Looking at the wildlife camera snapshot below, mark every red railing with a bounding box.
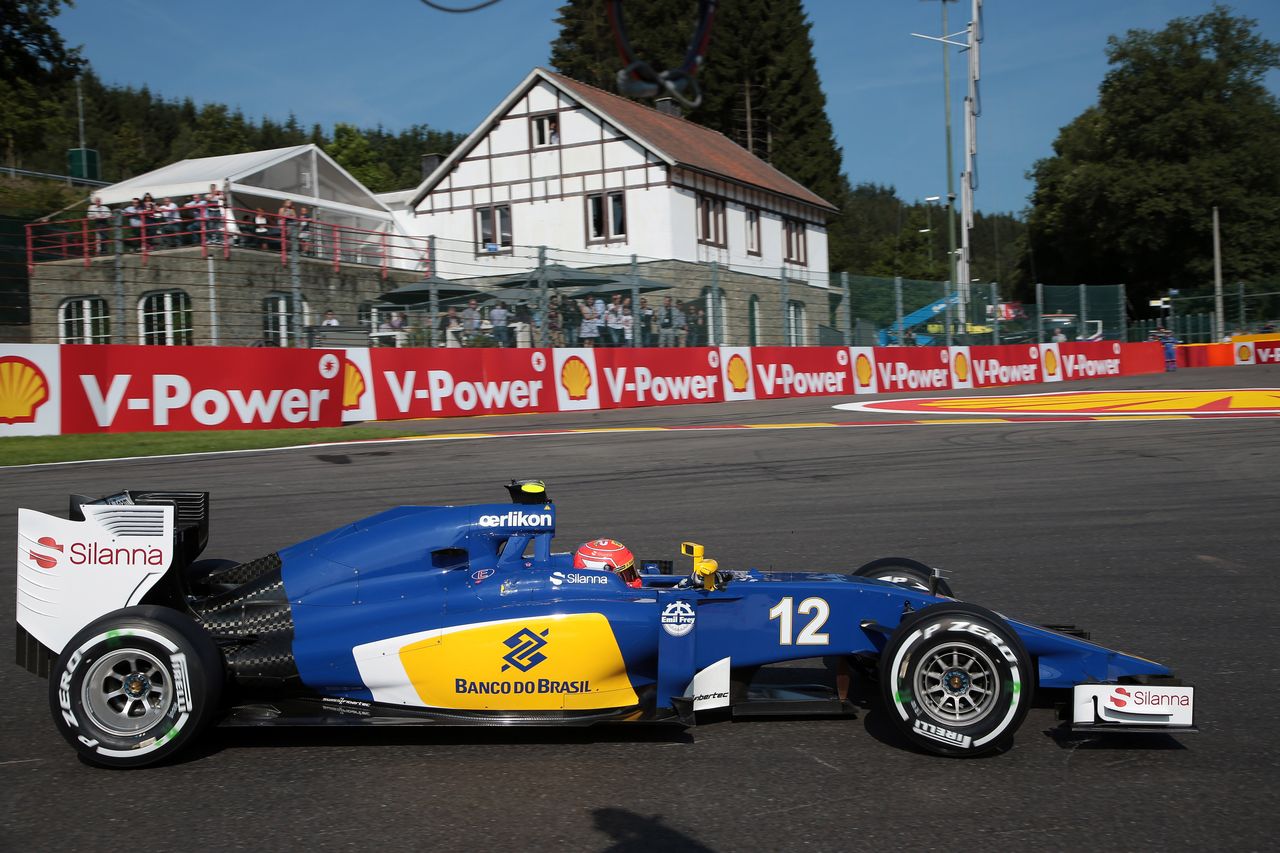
[25,205,430,278]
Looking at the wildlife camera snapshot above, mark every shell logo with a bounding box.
[342,360,366,410]
[0,356,50,425]
[726,354,750,392]
[560,355,592,400]
[855,353,873,386]
[952,351,969,382]
[1238,345,1251,362]
[1043,349,1059,377]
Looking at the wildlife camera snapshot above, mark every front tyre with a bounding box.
[854,557,954,598]
[879,603,1032,757]
[49,606,223,768]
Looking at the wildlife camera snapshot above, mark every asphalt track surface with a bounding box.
[3,365,1278,851]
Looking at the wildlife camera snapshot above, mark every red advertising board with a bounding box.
[966,345,1044,387]
[1253,340,1280,365]
[593,347,724,409]
[1057,341,1163,380]
[366,348,556,419]
[748,347,854,399]
[869,347,953,393]
[60,346,344,433]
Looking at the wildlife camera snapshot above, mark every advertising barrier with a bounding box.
[0,339,1241,438]
[59,346,345,433]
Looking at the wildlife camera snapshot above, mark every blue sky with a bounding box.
[54,1,1280,215]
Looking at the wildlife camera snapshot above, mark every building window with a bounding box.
[745,207,761,256]
[784,218,808,265]
[587,191,627,243]
[138,290,192,345]
[532,114,559,148]
[476,204,512,253]
[786,300,806,346]
[263,292,308,347]
[696,194,726,247]
[60,297,111,344]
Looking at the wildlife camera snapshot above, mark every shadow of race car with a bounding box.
[16,481,1195,767]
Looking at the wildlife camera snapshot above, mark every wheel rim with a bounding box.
[913,641,999,726]
[82,649,173,737]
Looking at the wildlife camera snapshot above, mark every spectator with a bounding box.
[322,310,340,327]
[592,295,607,338]
[461,299,481,342]
[604,294,625,347]
[547,295,565,347]
[252,208,275,250]
[142,193,164,248]
[86,196,110,255]
[298,206,314,255]
[183,194,208,245]
[123,197,144,251]
[902,328,917,347]
[578,300,599,348]
[638,297,654,347]
[688,306,707,347]
[621,307,634,346]
[489,301,511,347]
[159,197,180,246]
[203,192,224,245]
[560,297,581,347]
[657,296,684,347]
[438,307,463,346]
[1052,327,1067,343]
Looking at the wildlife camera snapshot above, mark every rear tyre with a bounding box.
[49,606,223,768]
[854,557,954,597]
[879,602,1032,757]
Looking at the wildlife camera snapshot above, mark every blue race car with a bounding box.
[16,481,1195,767]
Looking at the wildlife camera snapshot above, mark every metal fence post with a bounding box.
[113,210,127,343]
[840,271,851,345]
[991,282,1000,345]
[537,245,549,348]
[780,267,789,345]
[1035,282,1044,344]
[639,256,650,347]
[206,255,219,346]
[1238,281,1245,330]
[289,221,302,346]
[894,276,904,345]
[944,280,954,348]
[1079,283,1088,338]
[427,235,438,348]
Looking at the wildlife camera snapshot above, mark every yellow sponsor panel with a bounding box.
[399,613,638,711]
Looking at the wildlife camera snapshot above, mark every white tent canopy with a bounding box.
[94,145,393,228]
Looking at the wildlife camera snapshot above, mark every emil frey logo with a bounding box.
[660,600,696,637]
[501,627,549,673]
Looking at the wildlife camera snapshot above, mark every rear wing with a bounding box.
[15,490,209,675]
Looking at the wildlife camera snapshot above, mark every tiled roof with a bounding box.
[545,70,837,213]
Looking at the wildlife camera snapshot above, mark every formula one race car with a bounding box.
[15,481,1195,767]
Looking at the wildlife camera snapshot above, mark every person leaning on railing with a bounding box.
[86,196,110,255]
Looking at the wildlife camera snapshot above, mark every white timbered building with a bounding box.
[394,68,838,280]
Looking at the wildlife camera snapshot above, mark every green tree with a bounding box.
[325,123,395,192]
[0,0,82,168]
[552,0,849,249]
[1025,6,1280,310]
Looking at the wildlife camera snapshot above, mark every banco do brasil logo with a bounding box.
[501,627,549,672]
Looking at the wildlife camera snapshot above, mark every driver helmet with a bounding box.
[574,538,640,588]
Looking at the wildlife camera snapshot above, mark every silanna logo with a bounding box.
[0,356,50,425]
[1109,687,1131,708]
[501,627,549,673]
[29,536,63,569]
[27,536,163,569]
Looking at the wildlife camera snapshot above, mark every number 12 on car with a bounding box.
[768,596,830,645]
